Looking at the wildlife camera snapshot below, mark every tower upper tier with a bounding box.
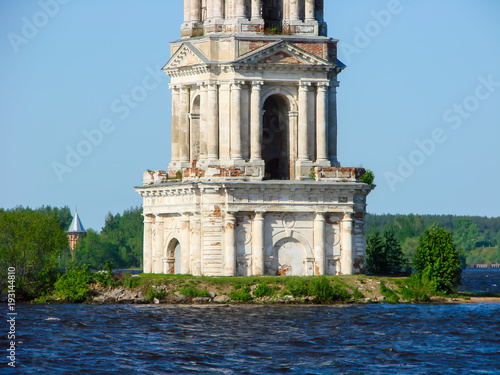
[181,0,326,38]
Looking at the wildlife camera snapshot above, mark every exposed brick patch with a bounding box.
[249,41,269,51]
[293,42,326,59]
[259,51,301,64]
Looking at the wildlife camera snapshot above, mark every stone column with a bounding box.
[289,0,300,21]
[179,86,190,163]
[219,83,231,162]
[206,0,214,20]
[224,212,237,276]
[154,216,164,274]
[231,82,243,162]
[252,212,265,276]
[143,215,153,273]
[181,213,191,274]
[207,83,219,160]
[298,83,310,161]
[328,83,339,164]
[235,0,246,19]
[288,111,298,180]
[305,0,315,20]
[184,0,191,24]
[251,0,262,20]
[316,82,329,163]
[341,213,353,275]
[199,83,208,160]
[171,85,180,163]
[214,0,224,19]
[191,217,202,276]
[250,81,263,161]
[314,212,326,275]
[190,0,201,22]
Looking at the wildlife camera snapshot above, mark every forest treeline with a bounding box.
[366,213,500,266]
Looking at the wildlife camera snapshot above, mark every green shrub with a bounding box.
[229,286,252,301]
[380,281,399,304]
[361,169,375,185]
[351,287,365,302]
[145,285,167,302]
[254,283,272,298]
[287,278,310,297]
[397,274,431,302]
[178,286,209,298]
[413,227,462,294]
[53,265,94,303]
[94,270,113,287]
[332,284,352,302]
[124,273,141,289]
[308,277,335,303]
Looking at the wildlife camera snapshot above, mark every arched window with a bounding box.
[262,95,289,180]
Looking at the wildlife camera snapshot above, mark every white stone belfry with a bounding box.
[135,0,374,276]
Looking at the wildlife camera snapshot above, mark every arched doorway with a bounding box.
[268,237,305,276]
[167,238,182,274]
[262,95,289,180]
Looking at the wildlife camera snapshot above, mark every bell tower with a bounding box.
[136,0,373,277]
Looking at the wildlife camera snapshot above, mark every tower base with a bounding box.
[136,172,373,276]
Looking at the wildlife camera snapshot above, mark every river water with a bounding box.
[5,269,500,374]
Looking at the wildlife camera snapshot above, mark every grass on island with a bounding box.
[35,268,500,304]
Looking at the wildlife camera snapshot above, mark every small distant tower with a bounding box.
[66,209,86,252]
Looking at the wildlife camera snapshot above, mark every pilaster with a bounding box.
[143,215,154,273]
[314,212,326,275]
[207,82,219,162]
[199,83,208,161]
[181,213,191,274]
[191,216,202,276]
[316,82,330,165]
[179,86,190,165]
[154,215,164,274]
[250,81,263,162]
[252,212,265,276]
[328,82,340,166]
[170,85,180,163]
[219,83,231,164]
[231,81,243,163]
[341,213,354,275]
[224,212,237,276]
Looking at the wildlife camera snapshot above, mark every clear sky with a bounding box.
[1,0,499,231]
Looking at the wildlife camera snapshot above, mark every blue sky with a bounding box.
[1,0,499,231]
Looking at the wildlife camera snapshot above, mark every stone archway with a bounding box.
[166,238,181,274]
[262,94,289,180]
[268,237,306,276]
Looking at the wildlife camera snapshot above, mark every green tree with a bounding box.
[402,236,420,264]
[366,232,404,274]
[366,233,385,274]
[413,227,461,294]
[0,208,68,299]
[384,231,405,270]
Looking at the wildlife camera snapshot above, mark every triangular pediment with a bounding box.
[235,41,330,66]
[163,42,209,71]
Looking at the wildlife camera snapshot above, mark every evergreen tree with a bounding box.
[366,233,386,274]
[413,227,461,294]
